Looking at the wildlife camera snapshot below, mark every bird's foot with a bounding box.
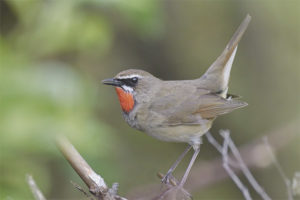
[161,171,175,185]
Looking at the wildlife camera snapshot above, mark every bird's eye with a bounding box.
[131,77,138,83]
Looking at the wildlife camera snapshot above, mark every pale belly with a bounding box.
[123,108,213,148]
[142,121,212,148]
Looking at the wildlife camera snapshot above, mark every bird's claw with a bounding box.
[161,172,174,185]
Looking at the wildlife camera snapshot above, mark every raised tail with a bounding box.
[199,14,251,97]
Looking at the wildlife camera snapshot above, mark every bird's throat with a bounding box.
[115,87,135,113]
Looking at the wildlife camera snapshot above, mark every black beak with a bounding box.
[102,78,122,87]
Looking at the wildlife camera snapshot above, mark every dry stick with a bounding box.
[56,136,127,200]
[292,172,300,196]
[220,130,271,200]
[127,120,298,199]
[57,136,106,196]
[206,132,223,152]
[221,131,252,200]
[263,136,294,200]
[206,132,241,168]
[26,174,47,200]
[70,181,92,198]
[207,131,269,200]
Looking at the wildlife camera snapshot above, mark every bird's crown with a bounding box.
[115,69,153,79]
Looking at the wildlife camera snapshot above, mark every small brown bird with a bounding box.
[103,15,251,187]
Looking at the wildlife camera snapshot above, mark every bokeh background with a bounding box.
[1,0,299,199]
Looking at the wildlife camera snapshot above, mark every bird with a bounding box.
[102,15,251,188]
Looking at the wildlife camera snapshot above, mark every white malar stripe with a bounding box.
[122,85,134,93]
[117,74,142,79]
[223,46,238,87]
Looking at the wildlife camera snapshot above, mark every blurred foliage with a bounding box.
[0,0,299,199]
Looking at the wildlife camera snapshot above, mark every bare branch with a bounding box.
[220,130,271,200]
[206,132,223,153]
[263,136,293,200]
[56,136,106,195]
[127,121,298,199]
[206,132,240,168]
[70,181,93,199]
[220,131,252,200]
[292,172,300,196]
[56,136,127,200]
[26,174,47,200]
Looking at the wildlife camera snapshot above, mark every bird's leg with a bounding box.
[178,145,201,187]
[162,145,192,184]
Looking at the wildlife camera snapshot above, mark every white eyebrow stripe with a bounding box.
[117,74,142,79]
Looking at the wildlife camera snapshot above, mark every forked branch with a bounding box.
[207,130,271,200]
[220,131,252,200]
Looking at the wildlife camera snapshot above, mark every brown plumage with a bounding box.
[102,14,251,187]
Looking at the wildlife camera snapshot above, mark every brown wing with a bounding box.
[193,94,247,119]
[149,86,247,126]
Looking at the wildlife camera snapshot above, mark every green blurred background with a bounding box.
[0,0,299,199]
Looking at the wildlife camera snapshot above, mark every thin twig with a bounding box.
[221,131,252,200]
[26,174,47,200]
[70,181,93,199]
[292,172,300,196]
[263,136,293,200]
[206,132,223,152]
[220,130,271,200]
[127,121,298,199]
[206,132,240,168]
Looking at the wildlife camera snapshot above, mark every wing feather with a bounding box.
[194,95,247,119]
[149,86,247,126]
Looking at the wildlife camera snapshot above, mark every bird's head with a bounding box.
[102,69,160,113]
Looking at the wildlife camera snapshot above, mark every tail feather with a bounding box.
[199,14,251,96]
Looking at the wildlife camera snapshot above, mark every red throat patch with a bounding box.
[115,87,135,113]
